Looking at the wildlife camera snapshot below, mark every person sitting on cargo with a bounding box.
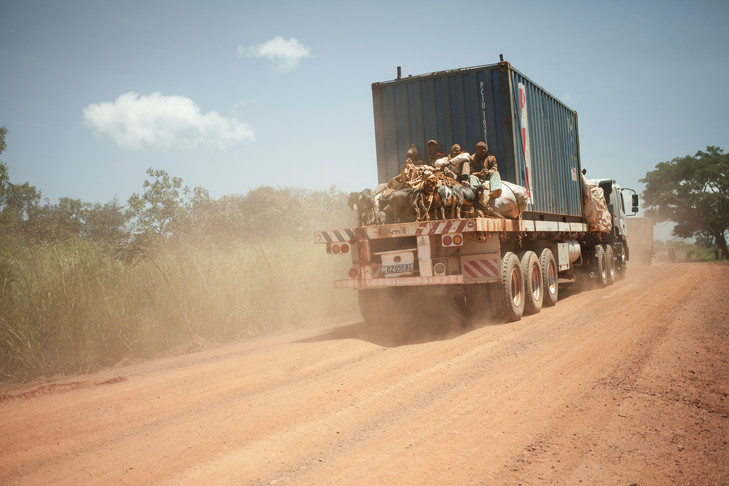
[380,145,426,199]
[387,156,418,193]
[425,139,445,165]
[464,141,502,198]
[434,144,471,180]
[405,144,423,166]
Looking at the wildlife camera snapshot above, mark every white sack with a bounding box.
[434,152,470,172]
[488,181,528,219]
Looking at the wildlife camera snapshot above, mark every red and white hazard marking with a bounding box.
[463,258,500,280]
[416,219,475,236]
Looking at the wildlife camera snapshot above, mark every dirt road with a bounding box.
[1,263,728,485]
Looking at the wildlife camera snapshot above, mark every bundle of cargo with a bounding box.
[582,174,612,233]
[375,160,529,222]
[488,181,528,219]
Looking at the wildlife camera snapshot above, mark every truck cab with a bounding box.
[588,178,639,277]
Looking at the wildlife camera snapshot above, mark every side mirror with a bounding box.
[631,194,639,214]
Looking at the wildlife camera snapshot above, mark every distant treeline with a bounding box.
[0,164,354,251]
[0,127,358,382]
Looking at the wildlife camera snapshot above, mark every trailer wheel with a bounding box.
[358,289,388,330]
[605,245,616,285]
[539,248,558,307]
[493,252,525,322]
[594,245,608,287]
[519,251,543,315]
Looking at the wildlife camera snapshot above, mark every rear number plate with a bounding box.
[384,263,413,274]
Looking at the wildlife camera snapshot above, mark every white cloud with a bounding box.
[237,36,311,72]
[83,92,255,150]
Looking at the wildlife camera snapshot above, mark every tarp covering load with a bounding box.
[582,175,612,233]
[488,181,528,219]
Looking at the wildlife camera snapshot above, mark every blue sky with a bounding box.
[2,0,728,222]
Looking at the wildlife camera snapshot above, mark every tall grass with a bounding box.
[0,236,355,382]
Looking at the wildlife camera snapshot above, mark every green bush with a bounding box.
[654,239,722,262]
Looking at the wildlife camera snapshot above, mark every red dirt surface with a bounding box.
[1,263,728,485]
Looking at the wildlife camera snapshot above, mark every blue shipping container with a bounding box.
[371,60,583,220]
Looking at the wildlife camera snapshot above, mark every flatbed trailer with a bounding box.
[316,217,588,287]
[315,211,621,323]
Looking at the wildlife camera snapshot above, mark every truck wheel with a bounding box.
[519,251,543,315]
[615,245,627,280]
[594,245,608,287]
[358,289,388,329]
[605,245,616,285]
[539,248,558,307]
[493,252,525,322]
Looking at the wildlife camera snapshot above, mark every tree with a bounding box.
[640,146,729,259]
[82,199,128,246]
[126,168,208,239]
[1,127,44,236]
[0,126,6,155]
[0,127,11,209]
[0,170,42,237]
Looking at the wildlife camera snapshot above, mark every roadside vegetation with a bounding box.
[653,239,727,263]
[0,127,356,382]
[641,146,729,260]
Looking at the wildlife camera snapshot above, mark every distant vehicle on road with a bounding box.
[655,247,677,262]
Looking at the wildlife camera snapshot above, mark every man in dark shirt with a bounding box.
[463,141,502,197]
[425,139,446,166]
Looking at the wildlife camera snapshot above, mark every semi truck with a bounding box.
[315,58,638,324]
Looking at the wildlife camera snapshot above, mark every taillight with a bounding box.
[442,233,463,247]
[328,243,350,255]
[348,267,358,279]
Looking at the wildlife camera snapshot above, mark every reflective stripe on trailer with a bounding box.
[334,275,464,288]
[463,259,499,279]
[316,218,590,244]
[314,227,369,244]
[461,253,501,282]
[415,219,475,236]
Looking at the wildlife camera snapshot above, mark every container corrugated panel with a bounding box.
[371,61,584,220]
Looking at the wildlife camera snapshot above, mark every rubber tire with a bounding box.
[493,252,525,322]
[615,244,627,280]
[605,245,616,285]
[594,245,608,287]
[518,251,543,315]
[358,289,389,330]
[539,248,558,307]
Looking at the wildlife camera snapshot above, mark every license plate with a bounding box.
[384,263,413,275]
